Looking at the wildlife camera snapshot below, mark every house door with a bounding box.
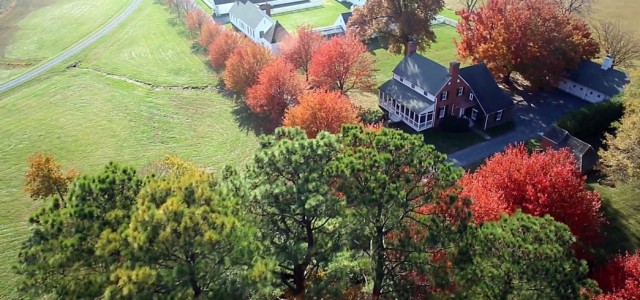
[464,107,473,118]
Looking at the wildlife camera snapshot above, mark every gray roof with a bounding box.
[459,63,513,113]
[379,79,435,112]
[568,60,630,97]
[393,53,450,96]
[229,0,268,30]
[263,21,288,43]
[341,12,352,25]
[541,125,598,172]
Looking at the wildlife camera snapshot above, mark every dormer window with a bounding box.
[441,91,448,101]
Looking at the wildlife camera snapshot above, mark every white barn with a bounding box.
[229,1,289,54]
[558,56,630,103]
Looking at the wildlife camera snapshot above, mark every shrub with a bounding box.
[358,107,385,124]
[556,99,623,139]
[439,116,470,132]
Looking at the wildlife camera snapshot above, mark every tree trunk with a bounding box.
[292,263,307,295]
[372,225,385,300]
[188,254,202,299]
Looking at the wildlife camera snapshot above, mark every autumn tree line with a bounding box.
[18,122,640,299]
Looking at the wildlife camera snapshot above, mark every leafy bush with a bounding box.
[439,116,470,132]
[358,107,385,124]
[556,99,623,139]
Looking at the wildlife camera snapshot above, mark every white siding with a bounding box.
[392,73,436,101]
[558,79,607,103]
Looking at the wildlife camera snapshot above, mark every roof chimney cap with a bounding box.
[405,40,417,56]
[601,54,614,70]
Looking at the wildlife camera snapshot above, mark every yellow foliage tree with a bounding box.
[599,71,640,182]
[24,152,79,202]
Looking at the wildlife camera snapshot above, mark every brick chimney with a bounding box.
[259,3,272,17]
[405,40,417,56]
[449,61,460,78]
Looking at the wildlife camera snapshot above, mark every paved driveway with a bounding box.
[448,89,588,166]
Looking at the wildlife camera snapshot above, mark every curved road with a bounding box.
[0,0,143,94]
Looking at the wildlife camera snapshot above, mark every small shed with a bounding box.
[540,125,598,174]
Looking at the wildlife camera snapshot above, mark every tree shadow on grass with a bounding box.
[589,186,640,266]
[213,79,277,136]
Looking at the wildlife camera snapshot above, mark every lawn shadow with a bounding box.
[588,183,640,266]
[213,79,277,136]
[386,122,485,154]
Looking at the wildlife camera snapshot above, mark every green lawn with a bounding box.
[590,182,640,262]
[196,0,212,14]
[0,0,130,82]
[0,0,261,298]
[438,8,461,21]
[370,24,460,86]
[78,1,213,86]
[272,0,351,31]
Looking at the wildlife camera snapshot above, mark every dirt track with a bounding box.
[0,0,57,57]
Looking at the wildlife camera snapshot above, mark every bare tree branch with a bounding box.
[594,20,640,68]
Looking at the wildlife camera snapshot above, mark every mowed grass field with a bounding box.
[0,0,261,297]
[0,0,130,82]
[273,0,351,31]
[78,1,213,86]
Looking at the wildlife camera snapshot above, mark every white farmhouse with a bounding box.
[558,56,630,103]
[214,0,322,16]
[229,1,289,55]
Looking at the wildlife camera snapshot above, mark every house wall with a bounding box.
[479,106,513,130]
[434,75,473,127]
[558,79,607,103]
[334,15,346,31]
[343,0,365,6]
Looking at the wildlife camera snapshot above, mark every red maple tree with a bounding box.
[593,252,640,299]
[185,8,210,34]
[208,30,244,70]
[309,35,376,94]
[456,0,599,88]
[280,26,327,80]
[223,42,274,95]
[198,21,223,48]
[459,145,604,245]
[283,91,360,138]
[246,59,307,123]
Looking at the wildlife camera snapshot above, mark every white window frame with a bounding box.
[457,87,464,96]
[439,107,446,118]
[441,91,448,101]
[495,110,503,121]
[468,93,473,101]
[471,108,478,121]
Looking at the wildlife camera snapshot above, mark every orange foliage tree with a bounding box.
[283,91,360,137]
[185,8,210,35]
[280,26,327,80]
[459,145,604,246]
[208,30,244,69]
[309,35,376,94]
[593,252,640,299]
[198,21,223,48]
[456,0,599,88]
[24,153,79,203]
[223,42,274,95]
[246,59,307,123]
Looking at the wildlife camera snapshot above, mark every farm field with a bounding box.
[0,0,261,297]
[77,1,213,86]
[0,0,130,82]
